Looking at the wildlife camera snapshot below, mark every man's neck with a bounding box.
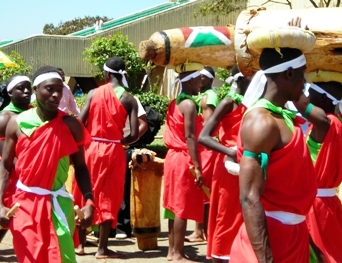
[12,102,30,111]
[36,107,58,122]
[200,86,211,93]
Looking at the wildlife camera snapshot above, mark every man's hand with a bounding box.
[79,204,94,229]
[288,16,309,30]
[193,168,204,188]
[0,206,10,229]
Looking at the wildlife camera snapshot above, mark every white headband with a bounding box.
[172,71,201,94]
[103,64,129,88]
[310,83,342,113]
[200,69,214,79]
[33,72,62,87]
[7,76,30,92]
[225,72,244,93]
[242,54,306,108]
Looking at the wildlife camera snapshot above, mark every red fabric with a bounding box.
[306,115,342,263]
[73,83,127,228]
[163,100,204,222]
[230,124,317,263]
[207,104,246,259]
[10,111,79,263]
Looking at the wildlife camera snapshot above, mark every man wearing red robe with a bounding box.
[73,56,138,259]
[230,48,317,263]
[295,81,342,262]
[0,66,94,263]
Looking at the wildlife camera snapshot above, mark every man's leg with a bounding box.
[96,220,120,258]
[75,227,86,255]
[116,149,133,238]
[173,216,194,262]
[167,219,174,261]
[0,229,7,243]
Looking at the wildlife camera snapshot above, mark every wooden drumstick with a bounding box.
[189,167,211,199]
[0,203,20,230]
[74,205,92,232]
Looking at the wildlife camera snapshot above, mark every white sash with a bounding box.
[317,188,336,197]
[265,210,305,225]
[92,137,121,143]
[16,180,74,232]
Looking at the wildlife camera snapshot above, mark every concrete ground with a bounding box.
[0,177,210,263]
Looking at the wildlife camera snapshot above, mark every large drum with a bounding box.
[130,157,164,250]
[139,26,236,68]
[235,7,342,76]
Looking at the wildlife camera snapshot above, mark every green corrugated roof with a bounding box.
[69,1,188,37]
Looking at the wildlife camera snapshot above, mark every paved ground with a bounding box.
[0,177,210,263]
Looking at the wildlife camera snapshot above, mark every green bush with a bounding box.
[83,32,145,85]
[74,91,169,124]
[132,90,170,124]
[0,51,32,83]
[214,67,232,101]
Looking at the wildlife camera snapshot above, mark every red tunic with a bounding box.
[11,111,79,263]
[163,100,204,222]
[207,104,246,260]
[73,83,127,228]
[306,114,342,263]
[230,120,317,263]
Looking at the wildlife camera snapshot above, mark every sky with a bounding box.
[1,0,167,41]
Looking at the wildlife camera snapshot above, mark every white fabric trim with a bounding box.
[309,83,342,113]
[242,54,306,108]
[7,76,30,92]
[224,160,240,176]
[317,188,336,197]
[226,72,244,93]
[16,180,74,232]
[32,72,62,87]
[92,137,121,143]
[211,254,230,260]
[172,71,201,95]
[200,69,214,79]
[265,210,305,225]
[103,64,129,88]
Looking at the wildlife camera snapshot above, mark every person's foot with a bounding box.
[95,248,121,259]
[115,233,127,239]
[166,251,174,261]
[75,247,85,255]
[172,255,198,263]
[184,232,205,242]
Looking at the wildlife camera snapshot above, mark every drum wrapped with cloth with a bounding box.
[235,7,342,76]
[139,26,236,68]
[130,149,164,250]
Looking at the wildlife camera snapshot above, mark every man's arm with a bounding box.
[0,116,18,228]
[120,92,139,145]
[239,109,280,263]
[0,113,13,156]
[293,93,330,143]
[179,99,203,188]
[199,97,237,157]
[63,116,94,228]
[79,89,96,124]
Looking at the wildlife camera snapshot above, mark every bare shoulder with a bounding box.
[241,108,280,153]
[62,115,83,142]
[178,99,196,114]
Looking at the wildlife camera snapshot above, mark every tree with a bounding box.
[194,0,246,22]
[83,32,145,86]
[0,51,32,83]
[194,0,340,21]
[43,16,111,35]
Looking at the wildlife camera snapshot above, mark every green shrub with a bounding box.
[83,32,144,85]
[132,90,170,124]
[215,67,232,101]
[0,51,32,83]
